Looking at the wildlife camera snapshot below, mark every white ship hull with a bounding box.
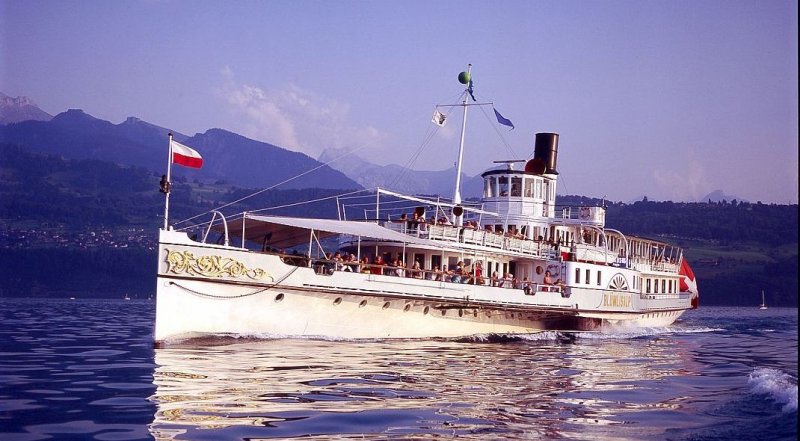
[154,230,691,345]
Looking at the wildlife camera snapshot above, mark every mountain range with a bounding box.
[1,93,746,202]
[0,94,485,197]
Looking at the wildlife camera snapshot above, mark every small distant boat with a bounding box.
[759,290,767,310]
[124,294,131,301]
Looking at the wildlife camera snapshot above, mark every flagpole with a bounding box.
[452,64,472,226]
[163,133,173,230]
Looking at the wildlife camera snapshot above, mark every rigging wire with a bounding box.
[174,150,372,227]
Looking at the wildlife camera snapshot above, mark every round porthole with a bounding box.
[404,304,411,312]
[536,266,544,275]
[359,300,367,308]
[473,310,478,317]
[423,306,430,315]
[275,293,284,302]
[441,309,447,316]
[382,302,391,310]
[333,297,342,305]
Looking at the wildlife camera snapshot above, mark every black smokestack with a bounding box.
[533,132,559,174]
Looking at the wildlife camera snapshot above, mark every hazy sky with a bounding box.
[2,0,797,204]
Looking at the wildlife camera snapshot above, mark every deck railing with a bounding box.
[383,222,559,259]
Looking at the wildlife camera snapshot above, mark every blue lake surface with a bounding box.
[0,298,796,440]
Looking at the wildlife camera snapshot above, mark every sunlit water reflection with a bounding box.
[0,299,796,440]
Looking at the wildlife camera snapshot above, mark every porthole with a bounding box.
[359,300,367,308]
[458,309,463,317]
[382,302,391,310]
[441,309,447,316]
[333,297,342,305]
[275,293,285,302]
[423,306,430,315]
[535,266,544,275]
[404,303,411,312]
[473,310,478,317]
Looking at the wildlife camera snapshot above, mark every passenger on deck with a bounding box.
[441,265,452,282]
[392,258,404,277]
[543,270,554,285]
[411,260,423,278]
[503,273,514,288]
[360,256,370,273]
[451,261,464,283]
[372,256,385,275]
[474,261,484,285]
[431,265,441,281]
[491,271,499,287]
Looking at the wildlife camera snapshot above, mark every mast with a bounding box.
[163,133,174,230]
[452,64,472,226]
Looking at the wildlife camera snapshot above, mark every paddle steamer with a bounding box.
[154,68,699,345]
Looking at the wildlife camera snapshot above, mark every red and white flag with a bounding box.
[170,140,203,169]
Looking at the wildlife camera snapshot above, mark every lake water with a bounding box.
[0,299,796,440]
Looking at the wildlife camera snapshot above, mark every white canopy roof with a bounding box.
[218,214,455,250]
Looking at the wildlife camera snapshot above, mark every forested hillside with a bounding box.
[1,144,797,306]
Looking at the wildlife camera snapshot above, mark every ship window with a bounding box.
[575,268,581,284]
[585,269,590,284]
[484,178,492,197]
[499,177,509,196]
[662,279,666,294]
[597,271,602,286]
[510,177,522,197]
[404,303,411,312]
[525,178,534,197]
[646,279,651,293]
[654,279,659,293]
[359,300,368,307]
[383,301,391,309]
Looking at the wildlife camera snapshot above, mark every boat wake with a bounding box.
[161,326,724,347]
[566,325,723,341]
[748,367,798,413]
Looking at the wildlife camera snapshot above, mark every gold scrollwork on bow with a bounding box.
[164,249,273,281]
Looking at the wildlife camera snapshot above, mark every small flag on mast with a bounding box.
[170,140,203,168]
[431,109,447,127]
[467,80,476,102]
[493,108,514,130]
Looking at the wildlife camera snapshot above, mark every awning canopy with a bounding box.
[216,214,455,250]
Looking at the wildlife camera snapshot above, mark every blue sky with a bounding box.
[2,0,797,204]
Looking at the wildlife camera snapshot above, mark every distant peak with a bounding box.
[0,93,53,123]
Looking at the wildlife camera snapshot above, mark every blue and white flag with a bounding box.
[467,80,476,101]
[493,108,514,130]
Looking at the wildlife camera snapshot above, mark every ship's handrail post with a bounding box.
[241,211,247,249]
[201,210,229,246]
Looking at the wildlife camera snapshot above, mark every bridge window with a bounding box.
[597,271,602,286]
[575,267,581,284]
[499,177,509,196]
[510,177,522,197]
